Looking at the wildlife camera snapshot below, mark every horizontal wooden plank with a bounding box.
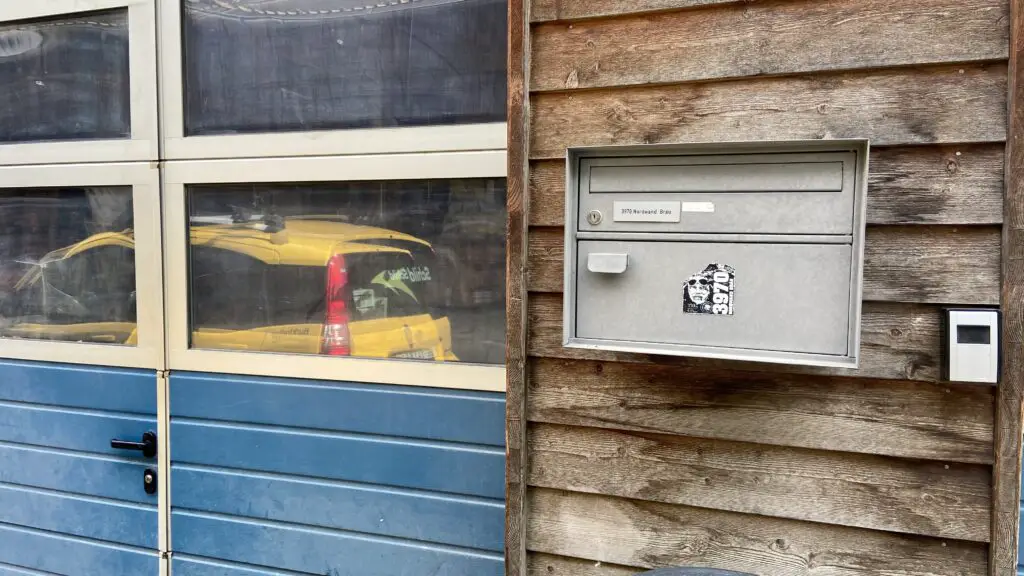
[526,357,995,463]
[529,144,1005,226]
[0,484,156,549]
[170,373,506,447]
[172,465,504,552]
[528,423,991,541]
[170,421,505,499]
[172,512,503,575]
[528,552,639,576]
[864,226,1001,304]
[530,64,1007,159]
[526,225,1001,304]
[531,0,1008,91]
[531,0,740,22]
[528,293,948,381]
[0,524,157,575]
[868,144,1005,225]
[527,488,988,576]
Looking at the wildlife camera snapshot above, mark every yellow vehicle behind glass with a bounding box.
[0,217,458,362]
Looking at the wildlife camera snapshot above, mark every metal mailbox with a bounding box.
[563,140,870,368]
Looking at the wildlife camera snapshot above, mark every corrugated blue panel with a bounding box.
[171,420,503,498]
[0,361,155,414]
[1019,502,1024,571]
[172,465,504,551]
[0,484,156,548]
[0,403,154,456]
[169,372,506,576]
[172,512,504,576]
[0,523,157,575]
[0,440,151,500]
[0,443,151,504]
[0,562,61,576]
[173,556,301,576]
[170,373,505,446]
[0,360,158,575]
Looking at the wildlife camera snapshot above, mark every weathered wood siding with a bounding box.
[510,0,1013,574]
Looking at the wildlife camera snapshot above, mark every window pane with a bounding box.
[182,0,507,136]
[187,179,506,365]
[0,188,137,345]
[0,10,130,143]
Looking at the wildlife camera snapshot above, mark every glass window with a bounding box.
[182,0,507,136]
[0,188,137,344]
[0,10,130,143]
[187,179,506,364]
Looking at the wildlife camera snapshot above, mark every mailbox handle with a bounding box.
[587,253,628,274]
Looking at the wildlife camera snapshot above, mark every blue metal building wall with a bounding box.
[1019,451,1024,576]
[168,372,506,576]
[0,360,159,575]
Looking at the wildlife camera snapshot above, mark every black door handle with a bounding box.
[111,431,157,459]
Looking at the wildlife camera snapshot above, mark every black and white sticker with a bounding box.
[683,263,735,315]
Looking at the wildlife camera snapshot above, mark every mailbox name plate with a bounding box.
[613,201,682,222]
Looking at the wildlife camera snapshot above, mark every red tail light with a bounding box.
[321,254,351,356]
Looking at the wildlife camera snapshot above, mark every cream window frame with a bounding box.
[0,0,159,165]
[162,152,508,391]
[157,0,507,160]
[0,162,166,369]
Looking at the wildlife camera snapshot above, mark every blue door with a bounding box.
[0,164,165,574]
[166,373,506,576]
[0,361,160,575]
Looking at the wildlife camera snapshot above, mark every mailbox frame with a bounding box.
[562,139,870,369]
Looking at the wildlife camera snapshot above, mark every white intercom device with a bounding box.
[944,309,1000,384]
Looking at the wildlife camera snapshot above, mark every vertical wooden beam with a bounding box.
[993,2,1024,574]
[505,0,529,573]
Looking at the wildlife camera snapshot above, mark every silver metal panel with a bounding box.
[563,139,870,369]
[575,240,853,356]
[589,161,844,193]
[578,151,857,235]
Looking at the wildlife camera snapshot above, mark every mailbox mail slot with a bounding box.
[563,140,869,369]
[579,152,857,235]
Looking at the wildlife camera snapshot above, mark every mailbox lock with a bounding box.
[586,210,603,226]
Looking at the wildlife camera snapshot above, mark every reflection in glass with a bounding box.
[0,10,130,143]
[187,179,506,364]
[182,0,507,136]
[0,188,137,344]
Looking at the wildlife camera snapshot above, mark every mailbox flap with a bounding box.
[573,240,854,357]
[578,151,857,235]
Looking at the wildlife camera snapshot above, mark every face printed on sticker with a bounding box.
[686,276,710,304]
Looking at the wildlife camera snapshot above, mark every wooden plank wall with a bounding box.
[993,1,1024,574]
[508,0,1015,574]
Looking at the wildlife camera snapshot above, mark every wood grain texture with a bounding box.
[526,225,1002,304]
[506,0,529,573]
[528,553,639,576]
[529,145,1005,227]
[991,1,1024,573]
[862,226,1001,305]
[528,423,992,542]
[527,488,989,576]
[531,0,741,22]
[529,293,948,382]
[526,357,995,464]
[531,0,1009,91]
[530,63,1007,159]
